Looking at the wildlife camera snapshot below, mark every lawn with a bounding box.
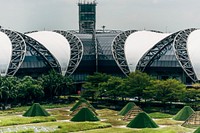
[148,112,173,119]
[0,103,197,133]
[0,116,56,126]
[81,126,194,133]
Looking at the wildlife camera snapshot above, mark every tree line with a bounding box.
[0,70,199,110]
[82,71,200,106]
[0,71,74,109]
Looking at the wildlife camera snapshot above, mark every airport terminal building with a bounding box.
[1,1,200,84]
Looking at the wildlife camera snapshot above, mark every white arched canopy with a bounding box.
[125,31,169,72]
[187,30,200,80]
[0,32,12,76]
[27,31,71,76]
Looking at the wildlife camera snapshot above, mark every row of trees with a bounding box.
[0,71,74,109]
[82,71,200,105]
[1,70,200,109]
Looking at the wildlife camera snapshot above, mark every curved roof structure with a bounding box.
[173,28,197,82]
[187,30,200,79]
[1,26,200,84]
[112,30,137,76]
[0,32,12,76]
[1,1,200,84]
[124,31,170,72]
[0,28,26,76]
[17,32,61,74]
[27,31,71,76]
[54,30,84,76]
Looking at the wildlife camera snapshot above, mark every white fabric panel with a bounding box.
[125,31,169,72]
[27,31,71,76]
[187,30,200,80]
[0,32,12,76]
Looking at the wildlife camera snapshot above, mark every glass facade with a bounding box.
[145,46,191,84]
[96,33,124,75]
[15,40,55,77]
[71,32,124,82]
[71,34,96,81]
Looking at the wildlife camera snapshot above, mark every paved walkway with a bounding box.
[0,125,57,133]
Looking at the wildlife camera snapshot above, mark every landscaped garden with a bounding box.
[0,100,198,133]
[0,71,200,132]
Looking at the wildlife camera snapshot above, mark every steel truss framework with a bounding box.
[173,28,197,82]
[112,30,137,76]
[0,28,26,76]
[19,33,61,72]
[54,30,83,76]
[136,32,179,72]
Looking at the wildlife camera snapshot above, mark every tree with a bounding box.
[0,76,19,109]
[99,76,126,100]
[146,79,185,105]
[17,76,44,104]
[39,70,74,101]
[126,71,152,102]
[181,86,200,108]
[82,72,111,100]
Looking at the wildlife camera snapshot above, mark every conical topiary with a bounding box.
[123,105,143,121]
[71,107,100,122]
[23,103,50,117]
[70,102,98,116]
[119,102,136,116]
[182,111,200,127]
[194,126,200,133]
[70,98,94,111]
[173,106,195,121]
[127,112,158,128]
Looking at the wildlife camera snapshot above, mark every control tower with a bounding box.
[78,0,97,34]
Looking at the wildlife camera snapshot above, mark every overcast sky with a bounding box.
[0,0,200,33]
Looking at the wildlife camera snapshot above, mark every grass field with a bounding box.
[0,103,197,133]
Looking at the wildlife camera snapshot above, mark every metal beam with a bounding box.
[136,32,179,72]
[19,33,61,73]
[173,28,197,82]
[112,30,137,76]
[54,30,84,76]
[0,29,26,76]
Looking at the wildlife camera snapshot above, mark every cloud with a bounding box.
[152,0,159,4]
[0,0,200,32]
